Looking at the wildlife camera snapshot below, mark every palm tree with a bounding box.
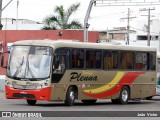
[42,2,83,30]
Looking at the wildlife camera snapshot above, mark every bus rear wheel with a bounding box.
[118,86,130,104]
[81,100,97,105]
[65,87,76,106]
[27,100,37,105]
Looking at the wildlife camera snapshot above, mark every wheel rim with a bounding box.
[122,89,128,102]
[70,91,75,102]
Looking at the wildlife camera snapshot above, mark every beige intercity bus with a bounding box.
[1,40,157,106]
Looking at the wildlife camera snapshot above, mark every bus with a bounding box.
[1,40,157,106]
[156,52,160,96]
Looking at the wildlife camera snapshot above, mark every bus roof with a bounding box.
[13,40,157,52]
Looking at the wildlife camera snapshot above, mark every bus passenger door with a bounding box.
[52,55,66,83]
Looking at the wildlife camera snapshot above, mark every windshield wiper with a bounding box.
[26,60,36,78]
[13,56,24,77]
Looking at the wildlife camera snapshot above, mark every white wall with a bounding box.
[1,18,43,30]
[2,24,43,30]
[135,19,160,36]
[151,19,160,35]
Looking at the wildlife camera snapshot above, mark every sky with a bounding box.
[2,0,160,30]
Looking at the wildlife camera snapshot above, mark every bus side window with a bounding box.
[103,51,118,70]
[104,51,112,69]
[72,49,77,68]
[135,52,148,70]
[149,52,156,70]
[158,77,160,85]
[72,49,84,68]
[77,50,84,68]
[120,52,133,70]
[53,48,67,73]
[86,50,94,68]
[57,55,65,73]
[112,51,118,69]
[86,50,102,69]
[95,51,101,69]
[52,48,67,83]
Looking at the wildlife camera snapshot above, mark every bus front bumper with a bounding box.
[5,86,51,100]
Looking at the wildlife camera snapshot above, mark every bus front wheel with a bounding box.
[65,87,76,106]
[118,86,130,104]
[27,100,37,105]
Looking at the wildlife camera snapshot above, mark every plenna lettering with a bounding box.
[70,72,98,82]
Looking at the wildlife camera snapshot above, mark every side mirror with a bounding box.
[0,54,4,67]
[0,51,9,68]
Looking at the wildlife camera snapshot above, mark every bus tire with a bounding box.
[27,100,37,105]
[118,86,130,104]
[65,87,76,106]
[81,100,97,105]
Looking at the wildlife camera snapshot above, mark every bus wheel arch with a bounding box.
[118,85,130,104]
[65,85,78,106]
[146,96,153,100]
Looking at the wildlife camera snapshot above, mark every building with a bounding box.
[1,18,43,30]
[98,27,136,42]
[136,19,160,40]
[98,19,160,50]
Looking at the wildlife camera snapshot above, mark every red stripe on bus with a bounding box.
[83,72,144,98]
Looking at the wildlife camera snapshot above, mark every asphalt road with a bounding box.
[0,92,160,120]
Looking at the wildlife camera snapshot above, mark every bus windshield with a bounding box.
[7,46,52,79]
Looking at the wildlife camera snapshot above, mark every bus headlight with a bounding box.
[36,84,43,89]
[5,80,13,88]
[36,80,49,89]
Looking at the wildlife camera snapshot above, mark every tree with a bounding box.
[42,2,83,30]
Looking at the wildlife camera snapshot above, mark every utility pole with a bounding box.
[0,0,3,30]
[147,8,151,46]
[159,32,160,52]
[120,8,136,45]
[16,0,19,30]
[84,0,96,42]
[140,8,155,46]
[0,0,14,30]
[127,8,130,45]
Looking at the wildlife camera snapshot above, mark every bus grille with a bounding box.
[13,84,36,90]
[13,93,36,99]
